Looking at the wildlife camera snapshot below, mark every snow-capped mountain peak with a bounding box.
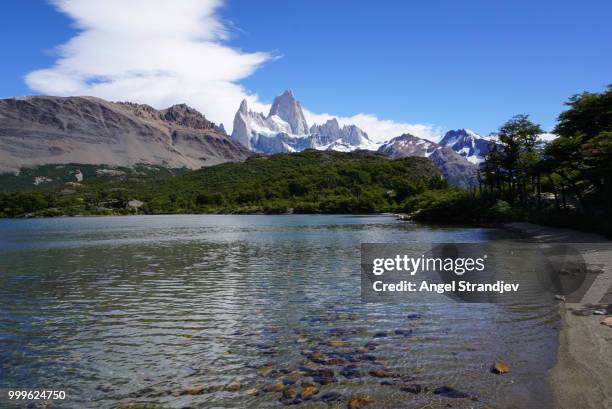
[268,89,309,135]
[231,90,377,154]
[378,133,478,187]
[439,128,494,164]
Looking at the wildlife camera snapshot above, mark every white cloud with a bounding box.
[26,0,271,131]
[27,0,442,142]
[304,110,442,143]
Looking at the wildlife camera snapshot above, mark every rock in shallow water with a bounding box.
[327,338,349,347]
[364,341,378,350]
[264,382,285,392]
[491,361,510,374]
[341,365,361,379]
[319,391,342,402]
[225,380,241,391]
[181,384,206,395]
[369,369,393,378]
[311,368,338,385]
[347,395,375,409]
[282,386,298,400]
[300,385,319,400]
[245,388,259,396]
[400,383,425,394]
[258,365,274,377]
[433,386,471,398]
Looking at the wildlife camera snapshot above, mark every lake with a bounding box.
[0,215,559,408]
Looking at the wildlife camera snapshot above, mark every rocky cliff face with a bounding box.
[0,96,251,172]
[309,119,372,148]
[268,90,309,134]
[378,133,478,187]
[438,128,494,164]
[231,90,376,153]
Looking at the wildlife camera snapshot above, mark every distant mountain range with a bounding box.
[0,91,503,187]
[231,90,378,153]
[231,90,496,186]
[377,133,479,187]
[0,96,250,173]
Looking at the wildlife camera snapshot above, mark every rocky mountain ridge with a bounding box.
[1,92,493,188]
[231,90,376,153]
[378,133,479,187]
[0,96,250,173]
[439,128,493,164]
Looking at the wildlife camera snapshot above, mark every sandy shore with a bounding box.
[504,223,612,409]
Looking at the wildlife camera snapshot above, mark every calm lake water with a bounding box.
[0,215,559,409]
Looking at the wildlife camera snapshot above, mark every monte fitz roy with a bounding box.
[0,89,494,190]
[230,90,487,186]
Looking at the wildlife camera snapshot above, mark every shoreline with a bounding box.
[503,222,612,409]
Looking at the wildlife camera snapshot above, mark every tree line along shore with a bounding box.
[1,85,610,237]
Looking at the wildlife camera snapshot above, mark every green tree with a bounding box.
[482,115,542,204]
[544,85,612,214]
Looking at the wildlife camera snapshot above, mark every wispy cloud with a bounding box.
[27,0,441,141]
[304,110,442,143]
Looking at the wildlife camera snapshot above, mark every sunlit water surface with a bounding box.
[0,215,559,408]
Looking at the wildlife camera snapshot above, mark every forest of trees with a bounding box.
[407,85,612,235]
[0,151,446,217]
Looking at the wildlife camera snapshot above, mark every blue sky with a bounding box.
[1,0,611,140]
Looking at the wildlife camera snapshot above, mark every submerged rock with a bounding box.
[300,385,319,400]
[181,384,206,395]
[319,391,342,402]
[280,386,299,403]
[491,361,509,374]
[311,368,337,385]
[364,342,378,350]
[357,354,377,362]
[258,366,273,377]
[225,380,241,391]
[245,388,259,396]
[369,369,393,378]
[264,382,285,392]
[299,362,320,373]
[308,350,327,364]
[347,395,375,409]
[433,386,471,398]
[373,332,388,338]
[400,383,425,394]
[281,373,301,385]
[341,365,361,379]
[327,339,349,348]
